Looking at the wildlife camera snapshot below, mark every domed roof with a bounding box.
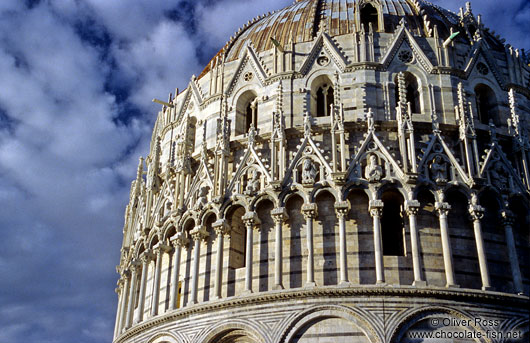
[200,0,462,77]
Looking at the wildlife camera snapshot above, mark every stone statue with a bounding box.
[245,169,260,195]
[365,154,383,182]
[490,162,508,191]
[429,155,448,183]
[301,159,317,184]
[194,186,209,210]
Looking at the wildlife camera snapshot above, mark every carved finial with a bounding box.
[304,112,312,138]
[366,108,375,132]
[248,125,257,146]
[465,2,472,13]
[136,157,144,182]
[276,81,283,114]
[489,120,498,142]
[397,72,407,105]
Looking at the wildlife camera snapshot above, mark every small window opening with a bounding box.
[381,191,405,256]
[475,84,499,126]
[395,73,421,114]
[360,3,379,32]
[245,98,258,132]
[316,84,334,117]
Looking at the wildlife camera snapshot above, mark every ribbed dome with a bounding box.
[200,0,462,77]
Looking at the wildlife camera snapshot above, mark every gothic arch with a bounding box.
[393,71,423,114]
[473,82,501,126]
[278,305,381,343]
[355,0,384,33]
[307,73,336,118]
[234,89,259,135]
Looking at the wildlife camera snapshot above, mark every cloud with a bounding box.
[430,0,530,49]
[195,0,291,48]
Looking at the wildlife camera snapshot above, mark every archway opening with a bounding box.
[311,75,334,117]
[395,72,421,114]
[360,3,379,32]
[381,190,405,256]
[475,84,499,125]
[235,91,258,135]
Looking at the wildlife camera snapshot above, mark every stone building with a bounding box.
[113,1,529,342]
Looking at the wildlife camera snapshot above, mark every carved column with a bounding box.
[406,200,426,286]
[125,262,139,329]
[242,212,260,293]
[188,227,209,305]
[136,250,154,323]
[271,207,288,289]
[501,210,523,293]
[335,201,350,285]
[212,220,230,299]
[435,201,458,287]
[114,279,125,338]
[118,271,130,333]
[301,203,318,287]
[151,244,171,316]
[369,200,385,284]
[469,203,492,291]
[169,233,188,310]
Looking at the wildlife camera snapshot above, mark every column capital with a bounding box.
[171,232,189,248]
[128,260,140,274]
[154,243,172,254]
[190,226,209,242]
[242,211,261,228]
[334,201,349,218]
[435,202,451,216]
[405,200,421,216]
[301,203,318,219]
[140,250,155,264]
[369,200,384,218]
[213,219,231,236]
[468,204,485,221]
[271,207,289,223]
[500,210,516,226]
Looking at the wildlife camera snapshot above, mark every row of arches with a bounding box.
[233,74,504,137]
[118,186,528,330]
[143,305,529,343]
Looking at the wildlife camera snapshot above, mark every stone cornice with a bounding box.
[114,286,529,343]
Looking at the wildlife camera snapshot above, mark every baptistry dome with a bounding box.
[113,1,529,342]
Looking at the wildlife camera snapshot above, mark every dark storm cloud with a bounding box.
[0,1,524,343]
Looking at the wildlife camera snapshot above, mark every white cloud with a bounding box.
[0,1,526,343]
[112,20,202,109]
[196,0,291,48]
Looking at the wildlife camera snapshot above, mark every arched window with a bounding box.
[475,84,499,125]
[311,75,334,117]
[360,3,379,32]
[381,190,405,256]
[395,72,421,114]
[235,91,258,135]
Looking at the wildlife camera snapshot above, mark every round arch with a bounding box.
[195,319,267,343]
[278,305,381,343]
[389,306,491,343]
[147,332,188,343]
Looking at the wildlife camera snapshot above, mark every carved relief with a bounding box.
[365,154,383,182]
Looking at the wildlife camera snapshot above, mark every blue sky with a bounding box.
[0,1,527,342]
